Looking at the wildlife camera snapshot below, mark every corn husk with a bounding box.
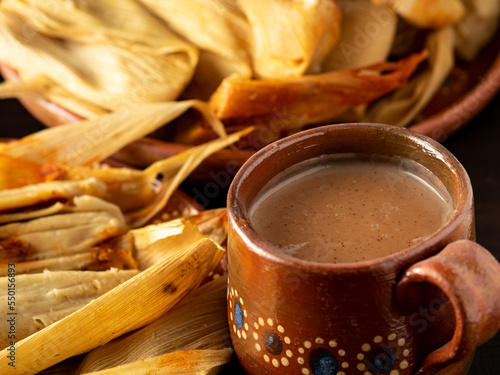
[0,269,138,349]
[81,349,233,375]
[0,205,226,275]
[0,237,224,375]
[0,100,227,167]
[210,51,428,130]
[454,0,500,61]
[322,0,397,71]
[237,0,342,78]
[138,0,252,99]
[76,277,229,373]
[372,0,465,29]
[0,128,251,227]
[0,0,198,117]
[364,27,455,127]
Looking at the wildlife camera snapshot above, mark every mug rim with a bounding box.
[227,123,474,273]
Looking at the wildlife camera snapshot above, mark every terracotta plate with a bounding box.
[1,32,500,182]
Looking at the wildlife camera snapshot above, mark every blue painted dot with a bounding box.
[262,329,283,355]
[234,300,244,330]
[365,347,395,374]
[309,348,338,375]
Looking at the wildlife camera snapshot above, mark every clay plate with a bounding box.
[1,30,500,181]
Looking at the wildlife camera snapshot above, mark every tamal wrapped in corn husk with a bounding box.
[371,0,465,28]
[81,349,233,375]
[76,277,230,373]
[210,51,428,130]
[454,0,500,61]
[0,236,224,374]
[363,27,455,127]
[138,0,253,100]
[237,0,342,78]
[0,269,138,349]
[322,0,397,71]
[0,0,198,117]
[0,127,251,227]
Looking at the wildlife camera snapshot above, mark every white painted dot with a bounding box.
[284,336,291,344]
[240,298,244,305]
[230,312,233,320]
[302,368,310,375]
[229,300,233,308]
[286,350,293,358]
[298,347,305,354]
[357,353,365,360]
[398,338,406,346]
[373,335,383,343]
[233,325,237,333]
[338,349,346,356]
[281,357,290,366]
[278,325,285,333]
[361,343,371,352]
[357,363,366,371]
[237,330,241,339]
[242,331,247,339]
[338,372,346,375]
[315,337,325,344]
[244,323,249,331]
[329,340,338,348]
[264,355,270,363]
[304,341,312,349]
[341,362,349,368]
[298,357,305,364]
[390,370,399,375]
[234,289,238,297]
[230,288,234,296]
[272,358,279,367]
[388,333,397,341]
[258,317,265,326]
[253,332,259,340]
[403,349,410,357]
[244,310,248,318]
[254,322,260,330]
[255,343,261,351]
[267,318,274,326]
[400,360,409,369]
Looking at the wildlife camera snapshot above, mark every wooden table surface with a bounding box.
[0,92,499,374]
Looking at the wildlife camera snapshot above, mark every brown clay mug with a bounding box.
[226,123,500,375]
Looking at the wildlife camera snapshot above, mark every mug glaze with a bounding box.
[227,124,500,375]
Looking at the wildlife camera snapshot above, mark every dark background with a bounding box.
[0,91,499,374]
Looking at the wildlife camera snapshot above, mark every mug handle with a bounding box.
[395,240,500,374]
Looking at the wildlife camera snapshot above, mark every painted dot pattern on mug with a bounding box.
[228,286,413,374]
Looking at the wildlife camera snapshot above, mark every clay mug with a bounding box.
[226,124,500,375]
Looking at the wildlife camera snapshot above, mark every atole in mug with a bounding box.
[227,124,500,375]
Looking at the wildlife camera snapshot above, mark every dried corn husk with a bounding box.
[454,0,500,61]
[364,27,455,127]
[0,100,227,167]
[0,237,224,375]
[372,0,465,29]
[81,349,233,375]
[237,0,342,78]
[322,0,397,71]
[138,0,252,99]
[0,205,226,275]
[0,128,251,227]
[0,269,138,349]
[76,277,229,373]
[210,51,427,130]
[0,0,198,117]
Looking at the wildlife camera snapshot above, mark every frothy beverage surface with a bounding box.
[249,155,453,263]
